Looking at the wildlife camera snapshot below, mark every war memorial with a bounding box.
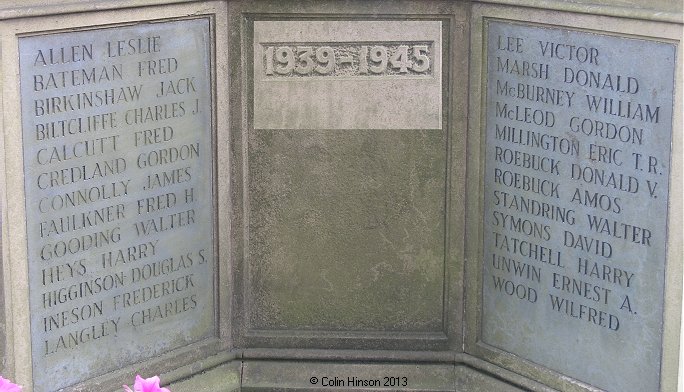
[0,0,682,391]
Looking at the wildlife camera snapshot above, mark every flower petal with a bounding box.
[133,375,145,391]
[0,376,22,392]
[131,375,168,392]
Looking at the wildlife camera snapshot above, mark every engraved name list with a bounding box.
[482,21,675,392]
[19,19,215,392]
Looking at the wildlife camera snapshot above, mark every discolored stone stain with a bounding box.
[248,128,447,331]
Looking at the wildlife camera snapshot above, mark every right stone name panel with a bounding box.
[482,21,675,392]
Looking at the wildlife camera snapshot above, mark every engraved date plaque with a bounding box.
[19,19,214,391]
[253,21,442,130]
[482,21,675,392]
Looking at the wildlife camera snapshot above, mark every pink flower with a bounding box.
[0,376,21,392]
[123,375,170,392]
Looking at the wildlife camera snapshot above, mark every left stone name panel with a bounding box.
[19,19,215,391]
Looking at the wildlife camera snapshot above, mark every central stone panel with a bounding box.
[247,20,445,335]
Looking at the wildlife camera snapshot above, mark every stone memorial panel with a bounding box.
[253,21,442,130]
[247,21,446,333]
[482,21,675,392]
[19,19,214,391]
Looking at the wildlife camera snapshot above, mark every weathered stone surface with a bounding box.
[248,129,446,331]
[0,222,5,376]
[242,361,456,391]
[247,20,447,334]
[482,20,675,392]
[453,366,525,392]
[167,362,241,392]
[19,19,215,391]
